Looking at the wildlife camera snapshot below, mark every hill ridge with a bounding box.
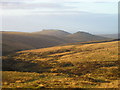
[2,30,110,55]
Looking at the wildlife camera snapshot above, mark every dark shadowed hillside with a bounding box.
[2,30,110,55]
[2,31,72,55]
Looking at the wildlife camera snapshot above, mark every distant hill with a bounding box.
[2,30,110,55]
[98,34,119,39]
[33,29,71,37]
[67,31,109,42]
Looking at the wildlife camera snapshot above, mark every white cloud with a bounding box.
[0,0,118,16]
[0,0,118,4]
[32,0,118,3]
[1,3,64,9]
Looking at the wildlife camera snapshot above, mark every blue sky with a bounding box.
[0,0,118,34]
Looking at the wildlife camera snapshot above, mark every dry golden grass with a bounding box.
[97,80,120,88]
[2,41,119,88]
[18,45,75,53]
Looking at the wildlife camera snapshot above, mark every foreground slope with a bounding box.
[2,41,119,88]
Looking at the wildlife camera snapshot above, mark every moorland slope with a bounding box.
[2,41,119,88]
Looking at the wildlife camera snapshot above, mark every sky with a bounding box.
[0,0,118,34]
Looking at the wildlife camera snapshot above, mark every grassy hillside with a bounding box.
[2,41,119,88]
[2,30,110,55]
[2,31,72,55]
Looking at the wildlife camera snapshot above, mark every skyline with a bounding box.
[0,0,118,34]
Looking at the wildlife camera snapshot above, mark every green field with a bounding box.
[2,41,119,88]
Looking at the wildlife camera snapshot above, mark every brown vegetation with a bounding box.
[2,41,119,88]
